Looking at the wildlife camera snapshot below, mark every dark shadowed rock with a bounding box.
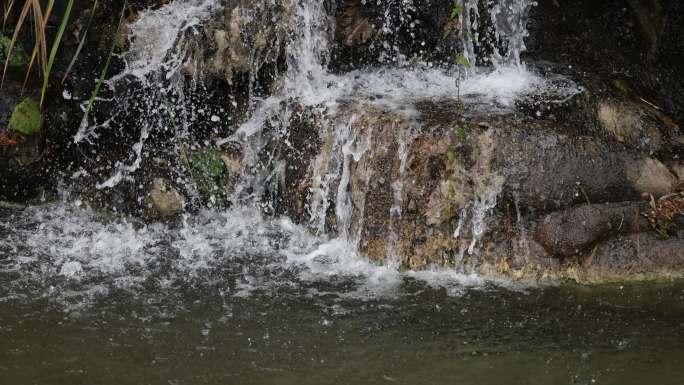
[493,128,678,210]
[584,232,684,281]
[534,202,650,256]
[0,76,49,201]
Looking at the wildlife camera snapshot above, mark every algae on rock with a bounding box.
[188,147,229,206]
[8,98,43,137]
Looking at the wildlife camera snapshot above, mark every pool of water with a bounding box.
[2,282,683,385]
[1,203,683,385]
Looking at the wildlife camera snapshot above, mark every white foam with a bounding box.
[462,66,545,106]
[0,202,493,305]
[234,64,568,144]
[118,0,219,81]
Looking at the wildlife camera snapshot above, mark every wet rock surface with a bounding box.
[146,178,185,219]
[535,202,651,257]
[0,76,49,201]
[530,0,684,124]
[256,97,683,282]
[586,232,684,282]
[332,0,460,69]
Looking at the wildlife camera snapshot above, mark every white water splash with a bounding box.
[460,0,536,68]
[74,0,222,189]
[490,0,536,67]
[284,0,333,101]
[117,0,219,80]
[0,201,489,305]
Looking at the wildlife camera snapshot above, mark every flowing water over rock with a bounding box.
[0,0,676,305]
[1,0,683,383]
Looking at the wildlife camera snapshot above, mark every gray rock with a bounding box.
[492,128,678,210]
[585,233,684,281]
[534,201,650,256]
[147,178,184,219]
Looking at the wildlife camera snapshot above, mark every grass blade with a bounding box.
[39,0,73,110]
[1,0,31,89]
[22,0,54,89]
[2,0,17,33]
[76,1,127,142]
[62,0,99,84]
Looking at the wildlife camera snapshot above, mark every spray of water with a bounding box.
[0,200,488,307]
[74,0,221,189]
[0,0,583,308]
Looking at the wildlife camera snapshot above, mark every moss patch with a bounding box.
[0,35,29,67]
[8,98,43,137]
[189,147,228,205]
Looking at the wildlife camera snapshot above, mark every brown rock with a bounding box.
[584,233,684,281]
[535,202,650,256]
[626,157,678,196]
[147,178,184,219]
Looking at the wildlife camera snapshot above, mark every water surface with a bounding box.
[1,204,683,385]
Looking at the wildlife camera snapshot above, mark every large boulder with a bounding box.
[534,202,650,256]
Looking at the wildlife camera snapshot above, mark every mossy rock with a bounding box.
[188,147,228,205]
[8,98,43,137]
[0,35,29,67]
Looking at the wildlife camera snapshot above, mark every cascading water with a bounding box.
[489,0,536,67]
[2,3,681,383]
[1,0,579,308]
[461,0,536,68]
[73,0,221,190]
[227,0,551,262]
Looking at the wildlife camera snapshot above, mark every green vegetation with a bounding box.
[1,0,111,112]
[450,4,462,20]
[0,34,28,67]
[453,125,468,142]
[456,53,470,69]
[62,0,99,84]
[2,0,54,93]
[189,147,228,204]
[8,98,43,137]
[79,1,127,131]
[40,0,74,109]
[447,1,473,101]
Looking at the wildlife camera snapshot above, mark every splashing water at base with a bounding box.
[1,2,681,384]
[0,201,490,309]
[2,4,682,382]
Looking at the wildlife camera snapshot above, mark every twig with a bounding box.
[639,97,661,110]
[579,185,592,206]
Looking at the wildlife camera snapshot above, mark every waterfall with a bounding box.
[67,0,572,266]
[73,0,221,189]
[72,0,545,192]
[0,0,620,320]
[490,0,535,67]
[461,0,536,68]
[462,0,481,68]
[284,0,334,101]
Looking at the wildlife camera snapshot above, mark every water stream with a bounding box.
[2,1,677,384]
